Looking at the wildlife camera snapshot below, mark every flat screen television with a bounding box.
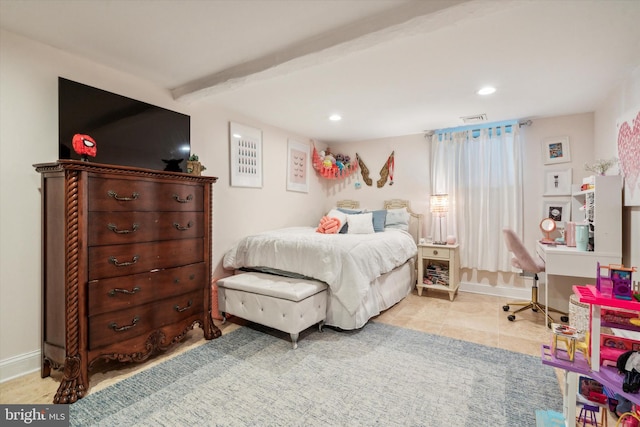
[58,77,190,172]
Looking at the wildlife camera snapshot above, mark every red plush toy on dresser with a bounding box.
[72,133,97,161]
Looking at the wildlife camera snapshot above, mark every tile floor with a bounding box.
[0,289,611,424]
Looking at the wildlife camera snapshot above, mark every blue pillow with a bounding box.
[337,208,363,233]
[371,210,387,232]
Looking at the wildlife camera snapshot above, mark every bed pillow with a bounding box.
[337,208,363,234]
[347,212,374,234]
[316,216,341,234]
[326,209,348,229]
[370,209,387,232]
[385,207,410,231]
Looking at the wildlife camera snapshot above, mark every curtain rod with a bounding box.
[425,119,532,137]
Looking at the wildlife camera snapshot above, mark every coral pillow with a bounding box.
[316,215,342,234]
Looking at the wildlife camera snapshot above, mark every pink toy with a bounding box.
[596,262,637,300]
[316,216,341,234]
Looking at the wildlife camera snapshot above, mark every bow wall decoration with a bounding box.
[355,151,395,188]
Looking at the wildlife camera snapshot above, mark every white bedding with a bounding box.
[223,226,418,315]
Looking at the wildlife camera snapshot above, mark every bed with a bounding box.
[222,199,422,330]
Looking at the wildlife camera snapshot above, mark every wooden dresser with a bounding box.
[34,160,220,404]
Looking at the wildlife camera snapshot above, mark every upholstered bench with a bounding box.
[217,272,327,349]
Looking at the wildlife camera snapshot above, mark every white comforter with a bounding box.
[223,227,417,315]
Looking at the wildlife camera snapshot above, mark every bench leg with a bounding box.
[318,321,324,332]
[290,333,299,349]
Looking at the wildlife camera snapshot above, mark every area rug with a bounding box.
[69,322,562,426]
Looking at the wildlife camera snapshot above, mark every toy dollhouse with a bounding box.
[541,263,639,426]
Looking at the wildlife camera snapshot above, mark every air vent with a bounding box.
[460,114,487,124]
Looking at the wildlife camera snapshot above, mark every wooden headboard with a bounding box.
[336,199,423,244]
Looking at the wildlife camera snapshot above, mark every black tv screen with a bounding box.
[58,77,190,172]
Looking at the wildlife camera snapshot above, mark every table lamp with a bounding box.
[430,194,449,245]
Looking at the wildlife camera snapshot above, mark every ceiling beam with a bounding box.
[171,0,481,102]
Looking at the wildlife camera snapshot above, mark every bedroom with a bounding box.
[1,0,639,413]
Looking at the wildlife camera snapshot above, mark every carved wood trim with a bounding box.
[54,170,86,404]
[34,160,218,183]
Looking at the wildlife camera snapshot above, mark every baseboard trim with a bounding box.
[459,281,530,300]
[0,350,41,383]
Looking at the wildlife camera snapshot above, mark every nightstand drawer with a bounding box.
[421,246,450,259]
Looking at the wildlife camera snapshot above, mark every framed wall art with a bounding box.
[229,122,262,188]
[286,139,310,193]
[617,107,640,206]
[543,168,572,196]
[542,198,571,225]
[542,136,571,165]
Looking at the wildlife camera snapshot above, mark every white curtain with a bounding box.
[430,125,523,272]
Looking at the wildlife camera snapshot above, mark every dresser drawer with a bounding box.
[88,290,204,350]
[88,212,204,246]
[421,246,450,260]
[88,263,206,316]
[88,238,204,280]
[88,177,204,212]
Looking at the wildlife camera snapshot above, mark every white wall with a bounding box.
[594,65,640,270]
[0,30,325,381]
[321,134,431,229]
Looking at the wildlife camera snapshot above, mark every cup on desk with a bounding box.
[575,224,589,251]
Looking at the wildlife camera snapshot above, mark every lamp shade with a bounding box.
[430,194,449,214]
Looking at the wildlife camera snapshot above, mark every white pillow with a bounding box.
[326,209,348,229]
[347,212,374,234]
[385,207,410,231]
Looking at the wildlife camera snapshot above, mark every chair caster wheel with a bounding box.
[508,315,515,321]
[503,305,510,311]
[561,315,569,323]
[532,307,539,312]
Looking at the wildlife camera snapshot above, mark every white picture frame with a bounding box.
[229,122,262,188]
[542,136,571,165]
[286,139,310,193]
[542,198,571,226]
[543,168,572,196]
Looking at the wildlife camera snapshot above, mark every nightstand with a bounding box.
[417,243,460,301]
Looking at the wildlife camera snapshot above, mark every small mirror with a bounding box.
[540,218,556,243]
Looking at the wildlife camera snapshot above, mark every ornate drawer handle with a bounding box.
[107,223,139,234]
[107,190,139,201]
[108,286,141,297]
[433,250,438,255]
[173,220,193,231]
[173,193,193,203]
[109,316,139,332]
[174,299,193,313]
[109,255,139,267]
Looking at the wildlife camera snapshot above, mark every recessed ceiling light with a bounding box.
[477,86,496,95]
[329,114,342,121]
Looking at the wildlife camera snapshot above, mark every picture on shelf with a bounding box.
[542,136,571,165]
[543,168,572,196]
[542,198,571,225]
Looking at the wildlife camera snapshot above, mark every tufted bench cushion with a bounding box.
[217,272,328,349]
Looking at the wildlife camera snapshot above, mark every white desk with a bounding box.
[535,242,621,324]
[535,242,621,278]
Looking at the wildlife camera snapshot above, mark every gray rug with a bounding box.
[69,322,562,426]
